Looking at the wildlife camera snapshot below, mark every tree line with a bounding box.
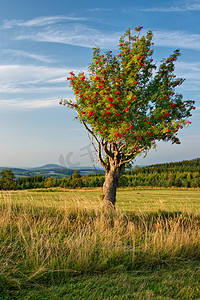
[0,158,200,190]
[127,158,200,175]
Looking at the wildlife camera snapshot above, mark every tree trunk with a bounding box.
[102,167,123,208]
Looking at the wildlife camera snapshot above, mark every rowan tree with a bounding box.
[60,27,195,207]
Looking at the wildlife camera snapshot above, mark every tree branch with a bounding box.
[118,143,126,152]
[101,139,114,158]
[120,146,147,165]
[82,121,107,168]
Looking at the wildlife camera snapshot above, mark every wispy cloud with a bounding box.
[2,15,199,52]
[124,3,200,13]
[153,30,200,51]
[0,83,70,94]
[15,23,120,49]
[15,26,200,51]
[1,15,89,29]
[176,62,200,78]
[0,15,120,49]
[2,49,56,63]
[2,15,198,51]
[0,97,59,110]
[175,61,200,91]
[0,64,66,84]
[87,8,114,12]
[0,64,85,85]
[0,64,86,98]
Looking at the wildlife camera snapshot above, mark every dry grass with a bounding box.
[0,190,200,293]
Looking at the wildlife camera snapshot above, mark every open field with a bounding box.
[1,187,200,213]
[0,188,200,299]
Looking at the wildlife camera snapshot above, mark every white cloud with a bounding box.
[15,23,120,49]
[2,15,200,52]
[87,8,114,12]
[11,20,200,51]
[0,15,119,49]
[0,64,87,106]
[128,3,200,13]
[1,15,89,29]
[47,77,67,83]
[153,30,200,51]
[0,64,85,86]
[0,83,70,94]
[176,61,200,79]
[2,49,56,63]
[0,98,59,109]
[174,61,200,91]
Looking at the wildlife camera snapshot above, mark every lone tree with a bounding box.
[0,169,16,190]
[60,27,195,207]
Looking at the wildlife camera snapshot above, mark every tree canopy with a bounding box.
[0,169,16,190]
[60,27,195,206]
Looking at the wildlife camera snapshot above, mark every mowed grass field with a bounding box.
[0,188,200,299]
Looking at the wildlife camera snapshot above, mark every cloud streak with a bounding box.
[1,15,200,51]
[153,30,200,51]
[0,64,86,106]
[124,3,200,13]
[175,62,200,91]
[11,20,200,51]
[2,49,56,63]
[1,15,89,29]
[0,98,59,110]
[0,59,199,111]
[0,15,120,49]
[15,24,120,49]
[0,16,199,111]
[0,64,85,86]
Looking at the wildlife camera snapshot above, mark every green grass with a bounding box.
[2,261,200,299]
[0,188,200,299]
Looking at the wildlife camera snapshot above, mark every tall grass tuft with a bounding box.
[0,192,200,291]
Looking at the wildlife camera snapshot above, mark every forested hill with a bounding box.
[118,158,200,188]
[1,158,200,189]
[128,158,200,175]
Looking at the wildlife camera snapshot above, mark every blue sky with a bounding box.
[0,0,199,168]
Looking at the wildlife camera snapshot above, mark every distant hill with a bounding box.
[30,164,66,170]
[0,167,28,173]
[0,164,104,178]
[1,158,199,179]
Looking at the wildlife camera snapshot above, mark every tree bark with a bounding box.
[102,165,124,208]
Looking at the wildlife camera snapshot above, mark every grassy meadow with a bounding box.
[0,188,200,299]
